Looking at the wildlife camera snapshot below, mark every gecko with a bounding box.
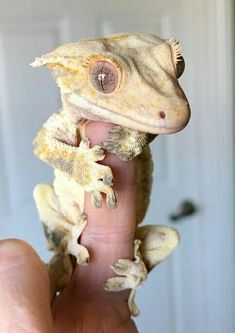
[31,32,190,316]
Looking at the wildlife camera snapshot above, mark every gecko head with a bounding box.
[31,33,190,135]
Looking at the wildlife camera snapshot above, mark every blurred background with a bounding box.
[0,0,234,332]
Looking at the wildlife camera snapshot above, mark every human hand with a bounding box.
[0,122,138,332]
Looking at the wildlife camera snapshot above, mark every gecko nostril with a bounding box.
[159,111,166,119]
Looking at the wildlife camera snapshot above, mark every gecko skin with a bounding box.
[31,33,190,315]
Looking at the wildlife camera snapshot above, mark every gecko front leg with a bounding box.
[33,127,116,209]
[34,183,89,293]
[101,125,156,161]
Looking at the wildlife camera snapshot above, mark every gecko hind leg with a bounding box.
[104,239,148,316]
[135,224,180,271]
[34,183,89,264]
[34,184,89,291]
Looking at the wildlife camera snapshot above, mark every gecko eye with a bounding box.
[176,56,185,79]
[89,61,119,93]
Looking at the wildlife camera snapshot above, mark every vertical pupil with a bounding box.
[97,61,105,92]
[98,68,106,92]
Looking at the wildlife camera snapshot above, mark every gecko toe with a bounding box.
[103,173,113,186]
[91,191,103,208]
[106,193,117,209]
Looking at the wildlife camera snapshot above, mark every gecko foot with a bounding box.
[111,259,134,274]
[104,239,148,316]
[101,126,151,161]
[74,138,116,209]
[91,181,117,209]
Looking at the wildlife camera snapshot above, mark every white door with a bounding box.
[0,1,234,332]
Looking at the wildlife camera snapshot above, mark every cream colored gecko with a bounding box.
[31,32,190,316]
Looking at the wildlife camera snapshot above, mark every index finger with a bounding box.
[75,121,137,290]
[51,122,138,332]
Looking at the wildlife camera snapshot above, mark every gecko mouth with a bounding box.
[66,94,189,134]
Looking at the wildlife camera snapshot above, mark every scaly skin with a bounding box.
[32,32,190,315]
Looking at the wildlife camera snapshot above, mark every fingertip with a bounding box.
[75,121,136,290]
[0,239,53,332]
[85,121,136,189]
[0,238,38,257]
[0,238,46,273]
[85,121,114,146]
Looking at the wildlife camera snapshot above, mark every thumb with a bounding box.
[0,240,53,332]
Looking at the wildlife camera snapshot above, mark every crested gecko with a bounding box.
[31,32,190,316]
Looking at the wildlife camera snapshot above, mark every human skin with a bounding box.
[0,121,138,333]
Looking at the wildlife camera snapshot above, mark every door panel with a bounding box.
[0,19,66,258]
